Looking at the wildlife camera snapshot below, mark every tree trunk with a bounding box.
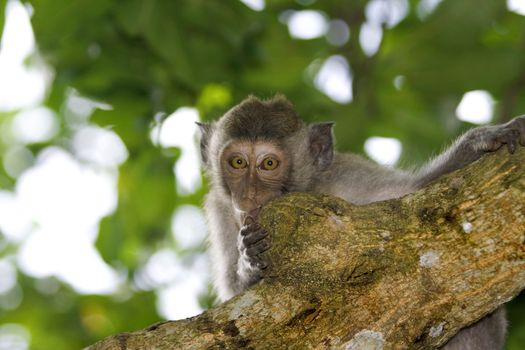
[87,148,525,350]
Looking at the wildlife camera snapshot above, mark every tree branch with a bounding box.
[87,148,525,350]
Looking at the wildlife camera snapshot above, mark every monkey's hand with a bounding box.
[416,116,525,187]
[236,217,270,286]
[466,116,525,154]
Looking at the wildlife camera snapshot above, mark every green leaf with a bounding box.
[0,0,6,43]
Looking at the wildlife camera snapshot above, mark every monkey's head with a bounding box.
[198,95,334,224]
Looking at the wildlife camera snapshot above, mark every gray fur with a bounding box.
[200,95,524,349]
[441,307,507,350]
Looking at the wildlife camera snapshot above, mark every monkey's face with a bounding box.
[220,140,290,224]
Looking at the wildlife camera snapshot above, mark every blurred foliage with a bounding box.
[0,0,524,348]
[0,0,5,40]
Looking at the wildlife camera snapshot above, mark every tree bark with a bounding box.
[87,148,525,350]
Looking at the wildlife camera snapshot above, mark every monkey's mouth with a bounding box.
[240,208,261,224]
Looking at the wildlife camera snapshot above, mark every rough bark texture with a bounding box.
[87,148,525,350]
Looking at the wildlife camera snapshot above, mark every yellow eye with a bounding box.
[261,157,279,170]
[229,156,247,169]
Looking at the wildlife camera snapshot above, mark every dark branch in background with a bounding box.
[499,39,525,122]
[87,148,525,350]
[500,70,525,123]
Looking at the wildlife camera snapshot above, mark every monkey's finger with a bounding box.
[507,138,517,154]
[254,258,268,270]
[246,239,271,257]
[505,129,520,154]
[518,120,525,146]
[244,216,255,226]
[248,255,268,270]
[507,116,525,147]
[243,228,268,245]
[240,222,261,236]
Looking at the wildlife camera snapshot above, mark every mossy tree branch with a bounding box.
[87,148,525,350]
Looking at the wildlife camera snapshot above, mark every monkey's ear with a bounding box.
[196,122,213,165]
[308,122,334,170]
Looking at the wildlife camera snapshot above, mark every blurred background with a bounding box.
[0,0,524,348]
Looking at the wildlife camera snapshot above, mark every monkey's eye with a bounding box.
[229,156,248,169]
[261,157,279,171]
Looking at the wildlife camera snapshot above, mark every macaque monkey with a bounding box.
[198,95,524,349]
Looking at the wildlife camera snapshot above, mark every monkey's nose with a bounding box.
[238,197,258,213]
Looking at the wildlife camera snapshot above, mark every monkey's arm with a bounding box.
[415,116,525,188]
[205,194,243,301]
[319,117,525,206]
[205,193,268,301]
[316,154,417,204]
